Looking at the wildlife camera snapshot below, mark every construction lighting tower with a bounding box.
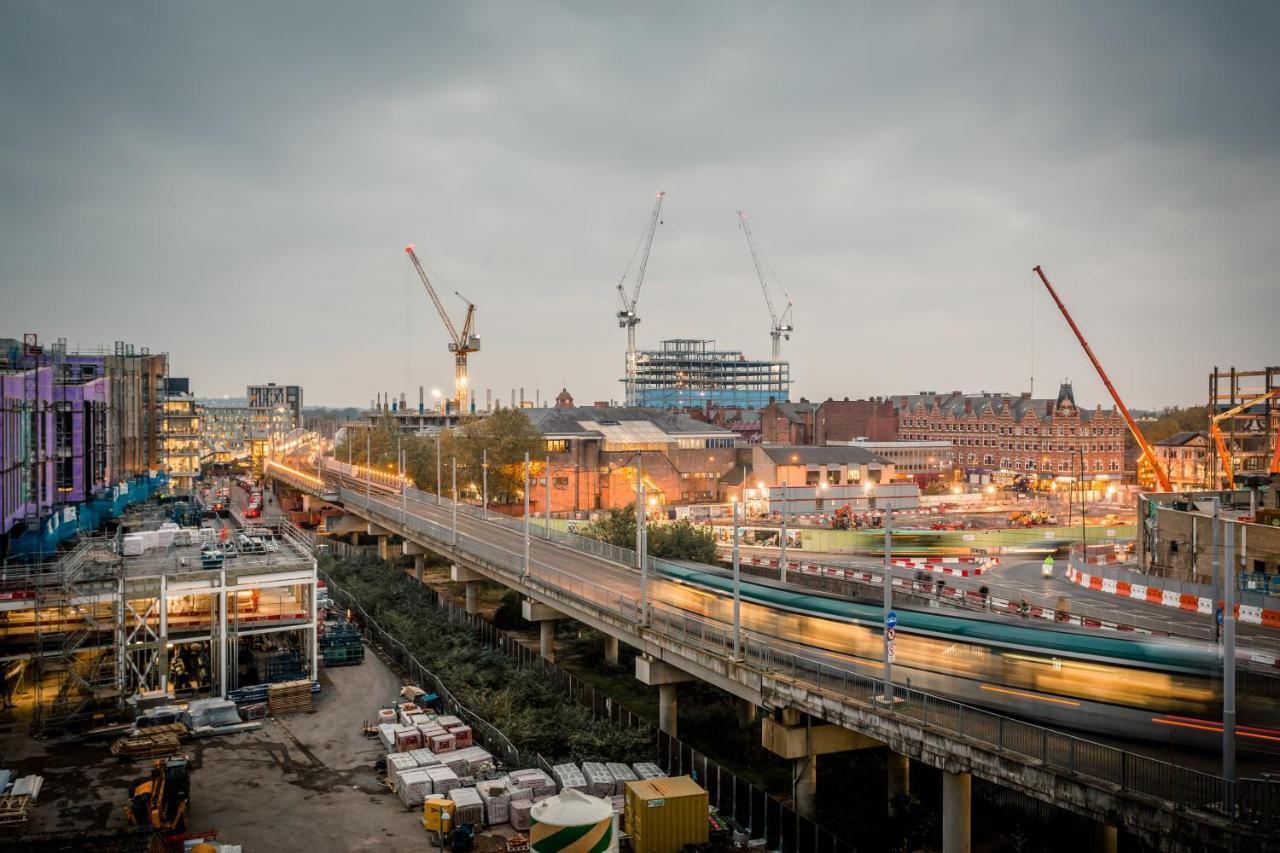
[737,210,795,362]
[405,245,480,414]
[616,191,666,406]
[1032,265,1172,492]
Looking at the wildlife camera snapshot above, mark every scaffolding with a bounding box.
[625,339,790,409]
[1209,366,1280,489]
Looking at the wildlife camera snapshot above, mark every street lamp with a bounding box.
[522,452,530,576]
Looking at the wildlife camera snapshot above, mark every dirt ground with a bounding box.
[0,651,518,851]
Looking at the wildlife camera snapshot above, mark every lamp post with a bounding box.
[365,426,371,506]
[883,504,895,707]
[636,453,648,625]
[779,481,789,584]
[732,498,742,659]
[544,454,551,536]
[451,457,458,546]
[1078,448,1086,569]
[435,433,442,506]
[522,451,530,577]
[1224,520,1237,794]
[398,435,406,524]
[482,448,489,520]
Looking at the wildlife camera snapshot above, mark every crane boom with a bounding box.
[1032,265,1172,493]
[1210,390,1279,486]
[737,210,794,361]
[406,245,461,346]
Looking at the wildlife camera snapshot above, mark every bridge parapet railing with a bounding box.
[643,602,1270,826]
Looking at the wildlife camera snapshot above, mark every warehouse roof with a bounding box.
[526,406,733,439]
[758,445,891,466]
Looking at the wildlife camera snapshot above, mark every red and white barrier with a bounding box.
[890,557,996,577]
[1065,566,1280,629]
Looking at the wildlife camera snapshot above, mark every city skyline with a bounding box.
[3,3,1278,409]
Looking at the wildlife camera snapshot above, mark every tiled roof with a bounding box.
[759,445,891,466]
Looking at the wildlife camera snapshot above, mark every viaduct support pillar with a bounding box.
[887,751,910,816]
[603,635,619,667]
[761,711,881,824]
[1090,823,1118,853]
[451,565,484,616]
[635,656,692,739]
[942,771,971,853]
[377,535,390,562]
[738,698,756,728]
[404,542,429,583]
[658,684,679,738]
[521,599,562,664]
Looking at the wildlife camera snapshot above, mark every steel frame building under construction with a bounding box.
[1209,365,1280,489]
[0,516,318,734]
[625,338,790,409]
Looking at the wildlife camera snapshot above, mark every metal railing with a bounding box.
[296,470,1279,829]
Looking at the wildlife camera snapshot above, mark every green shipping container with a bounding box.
[624,776,708,853]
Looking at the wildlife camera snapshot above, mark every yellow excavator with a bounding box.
[126,756,191,832]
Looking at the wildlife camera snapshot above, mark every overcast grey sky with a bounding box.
[2,2,1277,409]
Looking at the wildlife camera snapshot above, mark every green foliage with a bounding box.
[1145,406,1207,443]
[321,552,650,763]
[331,409,544,505]
[579,503,718,565]
[493,589,532,630]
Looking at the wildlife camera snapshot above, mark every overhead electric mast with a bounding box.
[737,210,795,361]
[616,191,666,406]
[1032,264,1172,493]
[405,244,480,414]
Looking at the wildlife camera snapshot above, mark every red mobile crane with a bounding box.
[1032,265,1173,493]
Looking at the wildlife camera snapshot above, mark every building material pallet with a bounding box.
[267,679,314,715]
[110,723,188,759]
[0,795,33,829]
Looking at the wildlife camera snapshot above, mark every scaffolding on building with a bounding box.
[1209,366,1280,489]
[625,339,790,409]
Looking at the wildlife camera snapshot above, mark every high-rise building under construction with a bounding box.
[624,338,790,409]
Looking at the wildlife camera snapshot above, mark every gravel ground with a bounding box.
[0,650,517,851]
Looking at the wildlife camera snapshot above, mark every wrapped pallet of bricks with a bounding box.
[442,752,469,777]
[632,762,665,780]
[417,723,446,743]
[552,763,587,793]
[267,679,313,716]
[510,798,533,832]
[448,786,485,827]
[429,732,456,754]
[437,714,463,728]
[378,723,398,751]
[454,746,495,776]
[396,768,434,809]
[377,708,396,725]
[426,765,460,795]
[408,748,441,769]
[580,762,614,798]
[386,752,418,787]
[508,768,556,799]
[447,724,473,748]
[476,778,510,826]
[606,762,638,795]
[395,726,423,752]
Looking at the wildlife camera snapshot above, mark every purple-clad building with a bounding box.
[1,334,172,558]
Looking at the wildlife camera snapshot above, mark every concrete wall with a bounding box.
[1138,502,1280,582]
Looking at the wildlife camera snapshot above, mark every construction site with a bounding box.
[0,500,319,737]
[1209,366,1280,490]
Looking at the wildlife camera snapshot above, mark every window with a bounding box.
[545,439,568,453]
[552,476,569,488]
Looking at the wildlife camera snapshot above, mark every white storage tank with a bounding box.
[529,788,617,852]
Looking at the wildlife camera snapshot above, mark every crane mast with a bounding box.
[737,211,794,362]
[1032,265,1172,492]
[405,245,480,414]
[615,191,665,405]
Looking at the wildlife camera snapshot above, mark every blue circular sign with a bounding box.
[886,611,898,629]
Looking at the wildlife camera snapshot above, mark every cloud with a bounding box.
[2,1,1277,409]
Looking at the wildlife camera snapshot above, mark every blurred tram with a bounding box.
[653,563,1280,754]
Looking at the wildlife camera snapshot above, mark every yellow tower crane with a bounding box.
[405,244,479,414]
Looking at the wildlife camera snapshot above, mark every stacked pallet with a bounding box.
[320,622,364,667]
[268,679,313,715]
[110,723,187,759]
[0,795,32,829]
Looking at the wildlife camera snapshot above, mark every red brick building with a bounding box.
[892,383,1126,485]
[760,399,818,444]
[815,397,898,444]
